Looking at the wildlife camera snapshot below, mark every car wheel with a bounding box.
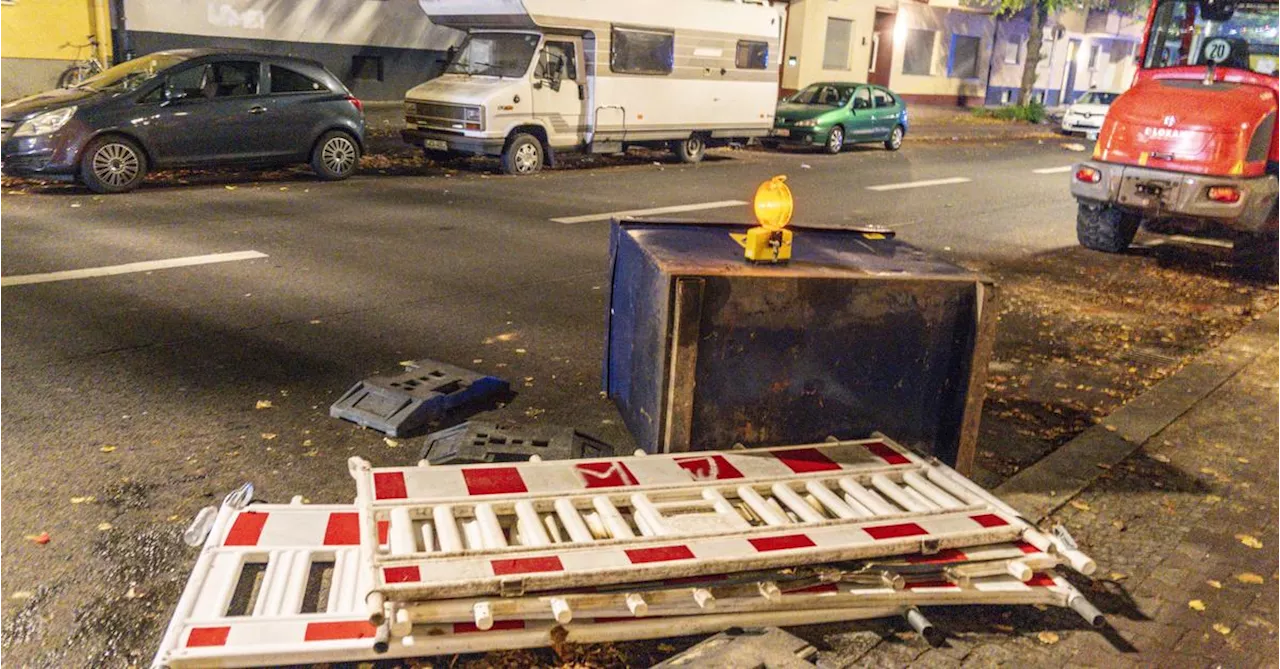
[1076,203,1140,253]
[824,126,844,155]
[311,131,360,180]
[672,135,706,163]
[80,135,147,194]
[884,125,904,151]
[502,133,544,175]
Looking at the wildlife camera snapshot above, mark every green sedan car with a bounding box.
[764,82,909,154]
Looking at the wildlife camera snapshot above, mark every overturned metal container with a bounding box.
[603,219,996,473]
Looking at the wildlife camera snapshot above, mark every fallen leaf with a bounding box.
[1037,631,1060,645]
[302,439,313,447]
[97,522,113,531]
[125,584,147,600]
[1151,453,1171,463]
[309,319,322,325]
[657,643,676,652]
[1189,600,1206,611]
[1205,495,1223,504]
[1200,467,1219,476]
[1213,623,1231,635]
[261,433,277,440]
[70,496,96,504]
[255,400,273,409]
[398,360,415,367]
[384,438,401,448]
[1237,457,1250,464]
[515,348,528,354]
[1235,572,1265,584]
[482,331,518,345]
[26,532,50,545]
[1207,580,1222,589]
[225,185,238,190]
[1111,519,1126,531]
[1108,572,1128,582]
[1236,534,1263,549]
[10,591,33,600]
[991,623,1015,633]
[99,445,117,453]
[1069,500,1091,512]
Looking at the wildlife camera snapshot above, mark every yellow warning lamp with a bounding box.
[743,175,794,263]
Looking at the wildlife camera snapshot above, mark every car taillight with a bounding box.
[1075,167,1101,183]
[346,96,363,113]
[1207,186,1241,203]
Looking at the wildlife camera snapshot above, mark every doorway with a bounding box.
[869,11,895,86]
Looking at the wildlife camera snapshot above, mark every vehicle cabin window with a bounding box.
[611,27,674,75]
[536,41,578,81]
[164,64,209,101]
[873,89,893,108]
[271,65,326,93]
[206,61,260,98]
[852,87,871,109]
[736,40,768,69]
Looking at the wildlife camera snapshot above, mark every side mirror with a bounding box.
[163,83,188,104]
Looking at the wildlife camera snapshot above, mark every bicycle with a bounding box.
[57,37,103,88]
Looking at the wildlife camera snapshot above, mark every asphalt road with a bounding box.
[0,137,1265,666]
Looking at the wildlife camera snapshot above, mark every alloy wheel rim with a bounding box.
[92,143,140,187]
[829,128,842,150]
[322,137,356,174]
[687,138,704,154]
[514,143,539,173]
[891,128,902,148]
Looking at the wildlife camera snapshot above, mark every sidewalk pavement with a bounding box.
[801,309,1279,667]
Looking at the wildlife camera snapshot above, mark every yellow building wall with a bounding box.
[781,0,876,93]
[1,0,111,64]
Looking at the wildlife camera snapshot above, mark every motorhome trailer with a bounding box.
[403,0,784,174]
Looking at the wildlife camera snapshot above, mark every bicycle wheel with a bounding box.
[57,64,92,88]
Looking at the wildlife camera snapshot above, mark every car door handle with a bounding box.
[248,105,267,115]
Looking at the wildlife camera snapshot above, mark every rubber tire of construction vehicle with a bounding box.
[1076,203,1140,253]
[80,134,148,194]
[885,125,905,151]
[502,134,543,175]
[824,126,844,155]
[311,130,360,180]
[672,135,706,163]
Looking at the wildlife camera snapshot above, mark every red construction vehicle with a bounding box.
[1070,0,1278,253]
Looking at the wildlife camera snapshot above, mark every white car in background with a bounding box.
[1060,91,1120,137]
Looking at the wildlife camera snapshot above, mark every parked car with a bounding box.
[763,83,908,154]
[1060,91,1120,137]
[1,49,364,193]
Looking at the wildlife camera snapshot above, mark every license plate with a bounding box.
[423,139,449,151]
[772,129,790,138]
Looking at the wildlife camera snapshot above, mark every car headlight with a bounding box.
[13,107,76,137]
[794,119,819,127]
[463,106,482,122]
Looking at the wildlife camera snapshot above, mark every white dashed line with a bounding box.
[1032,166,1075,174]
[865,177,972,192]
[552,200,748,224]
[1,250,269,287]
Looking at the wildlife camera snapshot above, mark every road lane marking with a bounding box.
[552,200,748,224]
[1033,166,1075,174]
[1,250,269,287]
[865,177,971,192]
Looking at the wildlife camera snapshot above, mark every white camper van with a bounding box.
[402,0,783,175]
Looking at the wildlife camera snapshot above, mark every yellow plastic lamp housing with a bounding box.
[753,176,793,230]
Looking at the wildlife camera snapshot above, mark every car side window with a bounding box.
[873,89,892,108]
[270,65,326,94]
[163,64,210,101]
[206,61,260,98]
[852,88,871,109]
[536,41,578,81]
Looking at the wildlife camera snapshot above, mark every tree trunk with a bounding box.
[1018,2,1049,106]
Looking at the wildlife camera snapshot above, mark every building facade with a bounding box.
[1,0,114,101]
[777,0,1145,107]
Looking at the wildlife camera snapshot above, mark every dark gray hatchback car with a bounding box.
[1,49,365,193]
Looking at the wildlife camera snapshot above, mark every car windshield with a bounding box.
[446,32,541,78]
[1077,92,1119,104]
[789,84,857,106]
[1144,0,1279,76]
[76,53,190,93]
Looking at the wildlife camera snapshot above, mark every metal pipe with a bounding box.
[771,483,826,522]
[629,493,672,535]
[389,507,417,555]
[871,474,931,513]
[419,521,435,554]
[591,496,635,539]
[837,477,898,515]
[555,499,594,543]
[514,501,551,547]
[433,505,463,553]
[626,592,648,616]
[692,588,716,610]
[473,601,494,631]
[902,472,964,509]
[474,503,507,549]
[805,481,863,518]
[904,607,944,646]
[737,486,791,526]
[550,597,573,624]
